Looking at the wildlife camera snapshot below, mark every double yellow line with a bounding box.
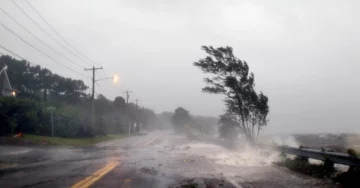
[72,161,119,188]
[72,136,158,188]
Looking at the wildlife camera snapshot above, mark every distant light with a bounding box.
[113,74,119,84]
[11,91,16,97]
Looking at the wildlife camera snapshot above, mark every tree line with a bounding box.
[1,45,270,141]
[0,55,156,137]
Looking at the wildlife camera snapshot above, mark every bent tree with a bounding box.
[194,46,269,141]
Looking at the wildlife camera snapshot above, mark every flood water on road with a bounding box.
[0,131,339,188]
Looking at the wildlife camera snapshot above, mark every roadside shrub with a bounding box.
[0,97,49,136]
[277,157,335,178]
[347,148,358,157]
[0,97,94,138]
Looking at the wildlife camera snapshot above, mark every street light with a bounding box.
[113,74,119,84]
[95,74,119,84]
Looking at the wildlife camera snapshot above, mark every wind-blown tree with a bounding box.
[171,107,191,132]
[194,46,269,141]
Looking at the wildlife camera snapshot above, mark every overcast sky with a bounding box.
[1,0,360,133]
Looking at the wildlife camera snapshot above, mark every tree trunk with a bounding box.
[235,94,254,142]
[256,125,261,141]
[43,88,47,101]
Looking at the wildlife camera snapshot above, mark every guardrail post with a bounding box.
[323,158,334,171]
[296,146,309,163]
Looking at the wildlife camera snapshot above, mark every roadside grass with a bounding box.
[346,134,360,153]
[276,156,335,178]
[7,134,126,146]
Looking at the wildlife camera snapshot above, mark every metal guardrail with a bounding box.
[279,146,360,168]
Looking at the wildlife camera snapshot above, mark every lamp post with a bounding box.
[95,74,119,83]
[90,74,119,129]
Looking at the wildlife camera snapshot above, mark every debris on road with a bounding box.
[183,146,191,150]
[169,178,232,188]
[184,159,195,163]
[124,178,132,183]
[140,167,157,175]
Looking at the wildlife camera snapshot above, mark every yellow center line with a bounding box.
[72,136,158,188]
[72,161,119,188]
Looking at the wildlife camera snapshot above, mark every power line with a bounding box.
[10,0,92,68]
[0,7,85,69]
[102,69,109,78]
[23,0,104,68]
[0,22,90,78]
[95,82,101,90]
[0,44,39,66]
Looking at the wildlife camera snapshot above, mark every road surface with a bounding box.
[0,131,338,188]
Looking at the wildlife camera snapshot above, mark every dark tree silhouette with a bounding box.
[113,96,126,109]
[171,107,191,132]
[0,55,89,104]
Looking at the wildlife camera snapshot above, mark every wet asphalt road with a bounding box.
[0,131,339,188]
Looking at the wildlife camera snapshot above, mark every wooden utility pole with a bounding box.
[134,99,140,133]
[134,99,139,108]
[124,90,132,135]
[125,90,132,103]
[84,66,103,128]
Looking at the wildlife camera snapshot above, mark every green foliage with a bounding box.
[0,55,89,104]
[1,55,158,138]
[194,46,269,141]
[0,97,89,137]
[347,148,359,157]
[0,97,47,136]
[278,157,335,178]
[172,107,192,132]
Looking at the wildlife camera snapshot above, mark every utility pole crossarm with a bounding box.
[84,66,103,100]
